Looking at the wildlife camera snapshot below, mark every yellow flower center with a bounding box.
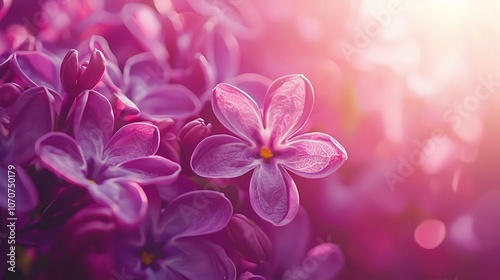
[259,147,273,160]
[141,251,155,266]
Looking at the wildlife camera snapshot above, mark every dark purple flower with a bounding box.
[36,90,181,224]
[47,205,116,280]
[1,86,54,212]
[242,208,344,280]
[227,214,272,264]
[191,75,347,225]
[117,188,236,279]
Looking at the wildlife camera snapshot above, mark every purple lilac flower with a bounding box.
[36,90,181,224]
[2,50,63,109]
[191,74,347,225]
[117,188,236,280]
[0,86,54,212]
[240,208,344,280]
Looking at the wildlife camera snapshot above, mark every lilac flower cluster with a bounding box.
[0,1,346,279]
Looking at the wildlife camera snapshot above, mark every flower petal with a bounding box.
[36,132,88,185]
[117,155,181,186]
[123,52,169,89]
[202,23,240,83]
[123,3,168,61]
[73,90,114,161]
[166,239,236,280]
[88,180,147,225]
[6,86,54,164]
[103,122,160,166]
[159,191,233,240]
[263,75,314,143]
[239,272,266,280]
[212,83,263,141]
[232,73,273,108]
[48,205,116,280]
[281,132,347,179]
[136,84,200,120]
[249,165,299,226]
[0,165,38,212]
[282,243,344,280]
[11,51,59,91]
[191,134,257,178]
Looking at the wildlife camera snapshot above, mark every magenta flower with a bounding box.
[117,189,236,280]
[36,90,181,225]
[191,75,347,226]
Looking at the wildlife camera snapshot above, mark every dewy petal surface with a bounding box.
[212,83,263,142]
[88,180,147,225]
[166,239,236,280]
[249,164,299,226]
[117,155,181,186]
[281,132,348,179]
[263,75,314,142]
[159,191,233,240]
[73,90,114,161]
[36,132,88,185]
[191,134,258,178]
[103,122,159,166]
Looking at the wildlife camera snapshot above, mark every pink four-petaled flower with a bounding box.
[191,74,347,226]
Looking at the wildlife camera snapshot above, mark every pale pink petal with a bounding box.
[159,191,233,240]
[263,75,314,143]
[212,83,263,142]
[281,132,347,179]
[117,155,181,186]
[88,180,147,225]
[36,132,88,185]
[73,90,114,160]
[103,122,159,166]
[249,164,299,226]
[136,84,200,120]
[191,134,258,178]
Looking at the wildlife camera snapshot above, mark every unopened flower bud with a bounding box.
[76,49,105,92]
[60,49,106,96]
[179,118,212,151]
[60,49,79,94]
[227,214,272,263]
